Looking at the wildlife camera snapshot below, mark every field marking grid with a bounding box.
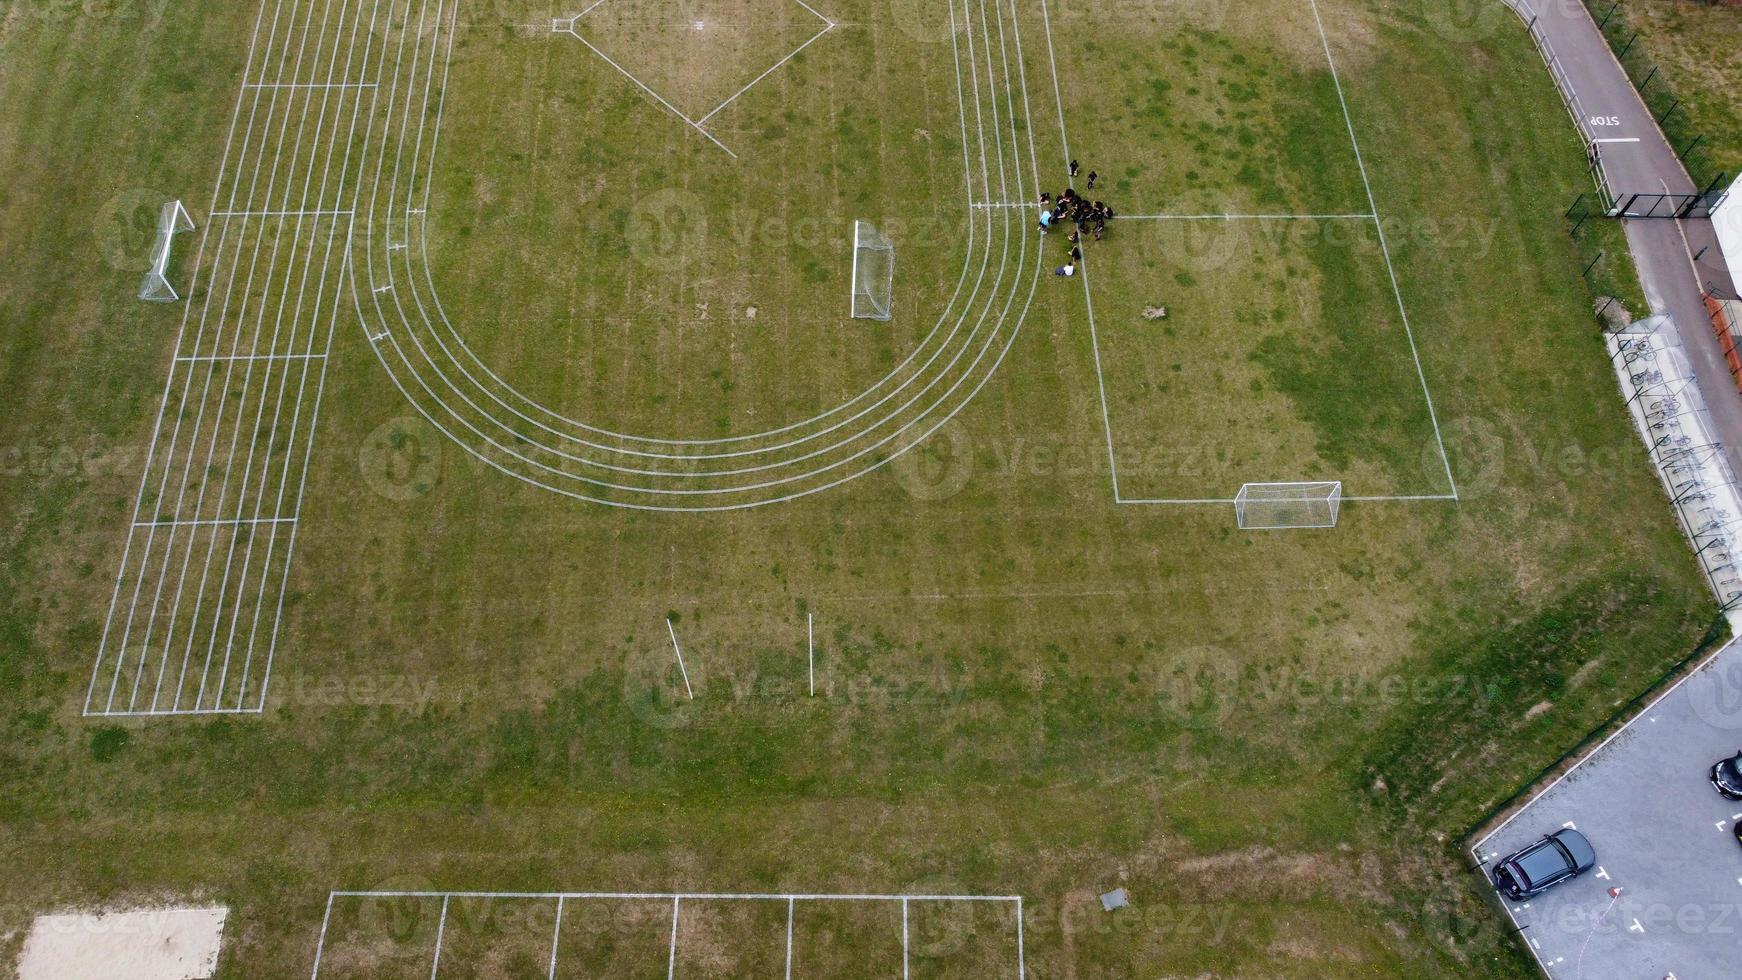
[551,0,837,158]
[1038,0,1459,509]
[87,0,382,717]
[308,891,1025,979]
[357,0,1044,511]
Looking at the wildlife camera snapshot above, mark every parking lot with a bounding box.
[1475,637,1742,978]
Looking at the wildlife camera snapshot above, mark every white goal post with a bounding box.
[1234,481,1343,529]
[138,200,195,303]
[850,220,893,321]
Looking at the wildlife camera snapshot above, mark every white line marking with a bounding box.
[807,611,815,696]
[210,208,353,216]
[174,352,329,362]
[335,890,1024,901]
[667,618,694,699]
[1308,0,1457,500]
[902,897,910,980]
[1117,212,1376,220]
[1036,0,1119,499]
[308,892,335,980]
[429,895,449,980]
[696,18,834,124]
[785,897,795,980]
[133,517,296,528]
[354,0,1040,512]
[667,896,680,980]
[547,896,564,980]
[243,81,377,89]
[554,25,737,157]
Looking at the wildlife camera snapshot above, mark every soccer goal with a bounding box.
[138,200,195,303]
[850,220,894,321]
[1234,481,1343,529]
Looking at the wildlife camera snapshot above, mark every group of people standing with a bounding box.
[1042,160,1116,278]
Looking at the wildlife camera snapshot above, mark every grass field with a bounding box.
[1585,0,1742,183]
[0,0,1722,975]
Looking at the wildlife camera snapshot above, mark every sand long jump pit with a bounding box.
[16,905,226,980]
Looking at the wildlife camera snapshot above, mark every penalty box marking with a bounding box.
[1040,0,1459,506]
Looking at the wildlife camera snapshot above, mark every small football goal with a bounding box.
[138,200,194,303]
[850,220,893,321]
[1234,481,1343,529]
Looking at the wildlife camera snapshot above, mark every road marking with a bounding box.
[1629,918,1644,933]
[1593,137,1642,143]
[1594,866,1609,881]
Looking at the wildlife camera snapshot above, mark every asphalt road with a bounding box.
[1507,0,1742,479]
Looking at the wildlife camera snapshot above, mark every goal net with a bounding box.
[138,200,195,302]
[1234,481,1343,529]
[850,220,894,321]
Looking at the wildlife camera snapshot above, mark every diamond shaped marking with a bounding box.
[553,0,835,157]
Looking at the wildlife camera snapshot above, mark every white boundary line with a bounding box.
[1307,0,1458,501]
[88,0,375,716]
[807,611,815,695]
[902,897,910,980]
[1119,494,1458,505]
[784,896,795,980]
[547,896,565,980]
[307,892,335,980]
[354,0,1043,510]
[1048,0,1460,507]
[309,890,1026,978]
[552,19,738,158]
[696,7,835,125]
[133,517,297,528]
[329,889,1023,900]
[666,896,680,980]
[1036,0,1119,499]
[666,618,695,699]
[428,894,448,980]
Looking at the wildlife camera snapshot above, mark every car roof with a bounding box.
[1551,828,1596,870]
[1512,836,1574,887]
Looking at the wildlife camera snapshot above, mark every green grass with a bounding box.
[0,0,1719,975]
[1583,0,1742,188]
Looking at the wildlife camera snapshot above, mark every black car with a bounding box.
[1712,752,1742,800]
[1492,828,1597,900]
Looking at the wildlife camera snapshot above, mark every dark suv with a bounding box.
[1492,829,1596,900]
[1712,752,1742,800]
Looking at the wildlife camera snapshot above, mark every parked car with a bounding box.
[1492,829,1597,899]
[1711,752,1742,800]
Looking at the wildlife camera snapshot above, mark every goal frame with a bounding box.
[138,200,195,303]
[1234,481,1343,530]
[850,219,893,321]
